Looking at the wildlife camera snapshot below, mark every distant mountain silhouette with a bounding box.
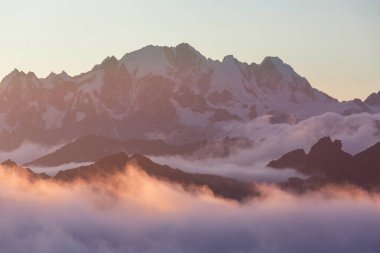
[25,135,126,167]
[25,135,252,167]
[268,137,380,190]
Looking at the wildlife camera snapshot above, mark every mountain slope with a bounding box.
[25,135,252,167]
[0,43,376,150]
[24,135,127,167]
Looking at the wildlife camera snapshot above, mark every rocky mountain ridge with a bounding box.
[0,43,378,150]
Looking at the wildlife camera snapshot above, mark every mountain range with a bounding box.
[0,43,379,150]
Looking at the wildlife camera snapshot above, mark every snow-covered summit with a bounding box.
[0,43,377,150]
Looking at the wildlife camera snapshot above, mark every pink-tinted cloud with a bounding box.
[0,164,379,253]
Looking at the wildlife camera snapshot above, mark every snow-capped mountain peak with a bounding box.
[119,45,171,77]
[0,43,377,150]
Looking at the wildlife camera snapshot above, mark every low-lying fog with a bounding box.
[0,164,379,253]
[149,155,305,182]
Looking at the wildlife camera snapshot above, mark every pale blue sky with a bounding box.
[0,0,379,100]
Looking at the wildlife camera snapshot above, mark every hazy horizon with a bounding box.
[1,0,379,101]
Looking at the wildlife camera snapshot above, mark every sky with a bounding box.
[0,0,379,101]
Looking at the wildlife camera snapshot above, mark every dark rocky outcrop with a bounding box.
[268,137,380,190]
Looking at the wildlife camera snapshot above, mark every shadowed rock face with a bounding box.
[268,137,380,190]
[353,142,380,186]
[54,152,259,201]
[267,149,307,169]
